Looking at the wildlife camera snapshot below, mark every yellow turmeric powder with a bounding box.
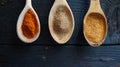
[84,13,106,43]
[22,9,38,39]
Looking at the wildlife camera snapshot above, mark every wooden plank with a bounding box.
[0,45,120,67]
[0,0,120,44]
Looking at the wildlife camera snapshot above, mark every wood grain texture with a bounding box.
[0,0,120,66]
[0,45,120,67]
[0,0,120,67]
[0,0,119,45]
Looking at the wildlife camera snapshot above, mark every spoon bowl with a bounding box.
[83,0,108,46]
[49,0,74,44]
[17,0,40,43]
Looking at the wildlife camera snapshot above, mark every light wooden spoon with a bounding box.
[83,0,108,47]
[17,0,40,43]
[49,0,74,44]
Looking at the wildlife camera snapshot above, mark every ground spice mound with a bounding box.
[84,13,106,43]
[53,6,73,40]
[22,9,39,39]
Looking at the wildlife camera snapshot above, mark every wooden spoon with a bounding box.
[83,0,108,47]
[16,0,40,43]
[49,0,74,44]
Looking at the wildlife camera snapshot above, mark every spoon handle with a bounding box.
[90,0,100,7]
[89,0,101,12]
[55,0,66,3]
[55,0,66,1]
[26,0,32,6]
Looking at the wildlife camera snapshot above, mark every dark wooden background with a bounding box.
[0,0,120,67]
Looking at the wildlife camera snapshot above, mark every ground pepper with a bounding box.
[22,9,38,39]
[53,6,72,40]
[84,13,106,44]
